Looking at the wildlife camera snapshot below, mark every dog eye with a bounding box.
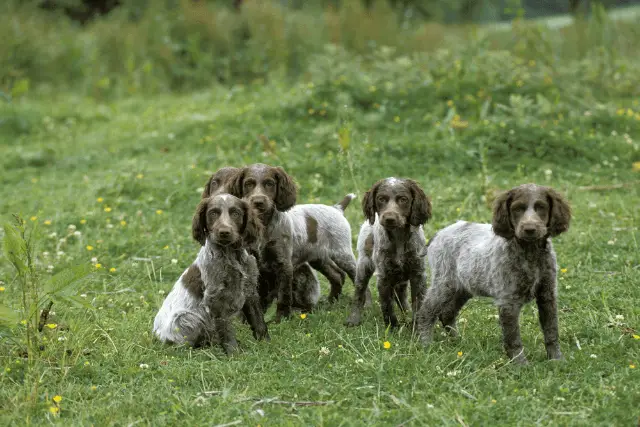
[209,211,220,218]
[264,181,275,188]
[244,181,255,189]
[230,211,241,219]
[377,196,387,204]
[511,205,525,213]
[398,196,408,204]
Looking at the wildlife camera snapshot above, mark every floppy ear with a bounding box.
[361,180,381,225]
[492,190,514,239]
[192,199,209,245]
[546,187,571,237]
[274,166,297,211]
[407,179,432,226]
[241,201,264,246]
[201,176,214,199]
[227,168,246,198]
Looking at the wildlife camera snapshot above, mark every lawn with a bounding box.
[1,27,640,427]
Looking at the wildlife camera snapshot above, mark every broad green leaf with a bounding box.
[2,223,26,273]
[44,264,93,296]
[0,303,20,325]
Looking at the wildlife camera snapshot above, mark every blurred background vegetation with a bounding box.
[2,0,640,98]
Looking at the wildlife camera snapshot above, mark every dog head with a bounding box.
[492,183,571,242]
[362,177,432,229]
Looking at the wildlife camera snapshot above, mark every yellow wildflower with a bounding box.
[104,207,112,213]
[633,162,640,172]
[49,406,60,415]
[491,399,497,404]
[0,287,5,292]
[91,385,97,391]
[120,220,127,226]
[109,267,116,273]
[84,361,90,366]
[560,268,568,274]
[52,395,62,404]
[86,245,94,251]
[31,178,38,183]
[457,351,463,357]
[394,116,400,123]
[627,109,634,117]
[44,220,52,226]
[308,108,315,115]
[383,341,391,349]
[633,334,640,340]
[446,100,454,107]
[94,263,102,269]
[30,216,37,222]
[163,245,169,250]
[630,364,636,369]
[46,323,57,329]
[97,197,104,203]
[616,108,625,116]
[80,219,87,224]
[156,210,163,215]
[300,313,307,320]
[136,173,144,179]
[20,320,27,325]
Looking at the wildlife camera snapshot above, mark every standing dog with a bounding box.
[416,184,571,364]
[346,178,432,328]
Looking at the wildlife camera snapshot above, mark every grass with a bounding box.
[1,27,640,427]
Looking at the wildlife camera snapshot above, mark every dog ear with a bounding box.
[274,166,297,211]
[192,198,209,245]
[407,180,432,226]
[228,167,246,198]
[492,189,514,239]
[201,175,214,199]
[361,180,382,225]
[546,187,571,237]
[241,201,263,246]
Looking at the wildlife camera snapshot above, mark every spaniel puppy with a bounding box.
[346,178,432,328]
[416,183,571,365]
[202,166,356,309]
[229,163,298,321]
[286,193,361,308]
[153,194,268,354]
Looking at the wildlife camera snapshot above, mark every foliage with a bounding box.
[2,0,640,96]
[1,215,93,404]
[0,3,638,425]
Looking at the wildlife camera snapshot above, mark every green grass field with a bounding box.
[1,25,640,425]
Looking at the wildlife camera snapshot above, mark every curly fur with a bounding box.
[346,177,432,328]
[416,183,571,365]
[153,194,269,354]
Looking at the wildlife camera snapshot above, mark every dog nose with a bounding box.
[252,198,266,209]
[219,230,231,239]
[522,226,536,236]
[382,216,397,227]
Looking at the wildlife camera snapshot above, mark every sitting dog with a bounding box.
[416,183,571,364]
[346,177,432,328]
[153,193,268,354]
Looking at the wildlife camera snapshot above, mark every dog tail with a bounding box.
[333,193,356,213]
